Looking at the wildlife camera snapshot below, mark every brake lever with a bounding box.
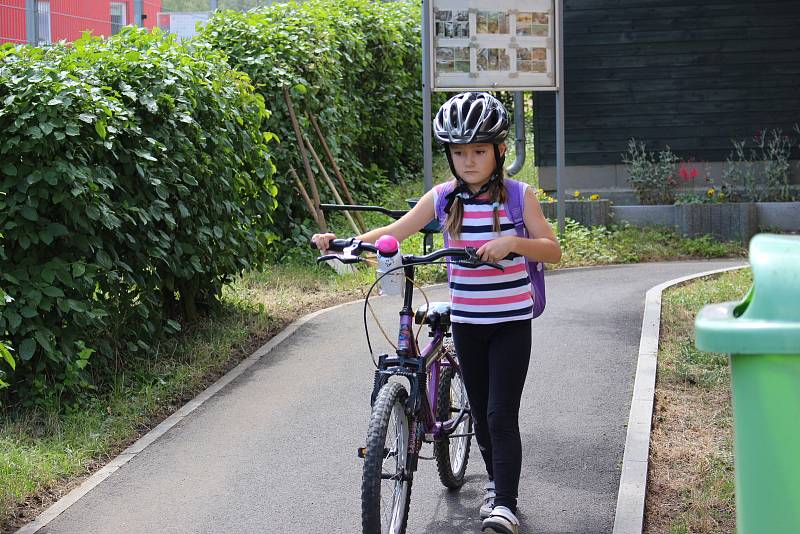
[456,246,505,271]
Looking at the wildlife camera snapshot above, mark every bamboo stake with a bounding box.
[304,136,361,236]
[283,86,327,232]
[289,167,320,229]
[307,113,367,232]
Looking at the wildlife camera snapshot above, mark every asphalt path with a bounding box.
[37,259,743,534]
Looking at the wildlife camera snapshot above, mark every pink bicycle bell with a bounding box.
[376,235,400,255]
[375,235,404,296]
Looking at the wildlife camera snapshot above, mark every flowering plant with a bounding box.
[622,139,679,205]
[570,191,602,201]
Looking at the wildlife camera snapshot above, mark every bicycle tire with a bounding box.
[434,365,472,488]
[361,381,414,534]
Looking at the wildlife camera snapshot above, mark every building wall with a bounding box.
[0,0,162,44]
[534,0,800,179]
[0,0,27,44]
[51,0,112,41]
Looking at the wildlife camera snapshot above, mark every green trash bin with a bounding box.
[695,233,800,533]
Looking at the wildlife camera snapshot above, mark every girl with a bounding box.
[313,92,561,534]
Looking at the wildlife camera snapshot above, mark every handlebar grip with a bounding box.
[311,238,353,252]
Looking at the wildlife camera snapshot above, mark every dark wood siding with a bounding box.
[533,0,800,166]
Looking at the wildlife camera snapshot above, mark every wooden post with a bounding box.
[290,167,320,229]
[283,86,327,231]
[304,137,361,235]
[307,113,367,231]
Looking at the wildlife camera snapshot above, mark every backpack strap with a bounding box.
[504,178,528,238]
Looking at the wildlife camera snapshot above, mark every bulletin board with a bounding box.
[430,0,558,91]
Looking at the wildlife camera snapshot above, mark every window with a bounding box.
[36,0,51,44]
[111,2,127,35]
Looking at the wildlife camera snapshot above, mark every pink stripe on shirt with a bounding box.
[463,209,507,218]
[451,292,532,306]
[450,263,528,277]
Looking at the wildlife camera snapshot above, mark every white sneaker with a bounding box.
[481,505,519,534]
[479,480,496,518]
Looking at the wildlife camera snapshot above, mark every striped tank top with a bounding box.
[433,183,534,325]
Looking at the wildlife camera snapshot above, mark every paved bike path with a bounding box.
[33,260,743,534]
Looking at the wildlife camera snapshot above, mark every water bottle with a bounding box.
[375,235,404,297]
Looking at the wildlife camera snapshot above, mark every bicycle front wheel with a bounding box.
[434,365,472,488]
[361,381,413,534]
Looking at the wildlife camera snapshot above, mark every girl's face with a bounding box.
[450,143,506,191]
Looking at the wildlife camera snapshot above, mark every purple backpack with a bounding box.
[434,178,546,319]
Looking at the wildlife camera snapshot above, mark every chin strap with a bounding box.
[443,144,506,214]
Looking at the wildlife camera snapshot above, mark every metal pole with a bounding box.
[210,0,218,10]
[134,0,144,27]
[25,0,38,44]
[421,0,433,194]
[506,92,526,176]
[555,0,566,236]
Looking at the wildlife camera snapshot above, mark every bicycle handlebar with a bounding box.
[314,238,517,271]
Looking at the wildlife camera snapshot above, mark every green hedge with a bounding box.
[0,29,276,405]
[199,0,424,249]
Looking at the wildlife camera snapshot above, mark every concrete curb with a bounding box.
[611,264,748,534]
[14,299,361,534]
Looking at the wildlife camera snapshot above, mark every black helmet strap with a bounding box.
[442,144,506,214]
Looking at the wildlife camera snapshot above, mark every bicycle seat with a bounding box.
[414,302,451,327]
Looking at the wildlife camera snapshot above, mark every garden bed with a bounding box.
[610,201,800,244]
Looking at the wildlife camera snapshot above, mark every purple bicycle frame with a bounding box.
[383,266,468,442]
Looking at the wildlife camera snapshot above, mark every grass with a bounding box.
[645,268,752,534]
[0,169,747,531]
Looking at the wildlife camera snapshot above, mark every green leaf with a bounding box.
[7,311,22,331]
[134,149,157,162]
[96,250,112,270]
[72,263,86,278]
[1,344,14,370]
[42,286,64,298]
[55,269,74,287]
[41,267,56,284]
[2,163,17,176]
[19,338,36,361]
[34,330,52,353]
[20,206,38,222]
[78,113,96,123]
[95,119,107,139]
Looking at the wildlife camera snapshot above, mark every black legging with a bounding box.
[452,319,532,514]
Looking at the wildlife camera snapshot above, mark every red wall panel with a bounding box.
[143,0,160,29]
[51,0,111,41]
[0,0,27,44]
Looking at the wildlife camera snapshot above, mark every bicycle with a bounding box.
[316,238,507,534]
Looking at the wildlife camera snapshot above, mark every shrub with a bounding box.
[622,139,678,205]
[722,128,795,202]
[198,0,425,247]
[0,29,276,406]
